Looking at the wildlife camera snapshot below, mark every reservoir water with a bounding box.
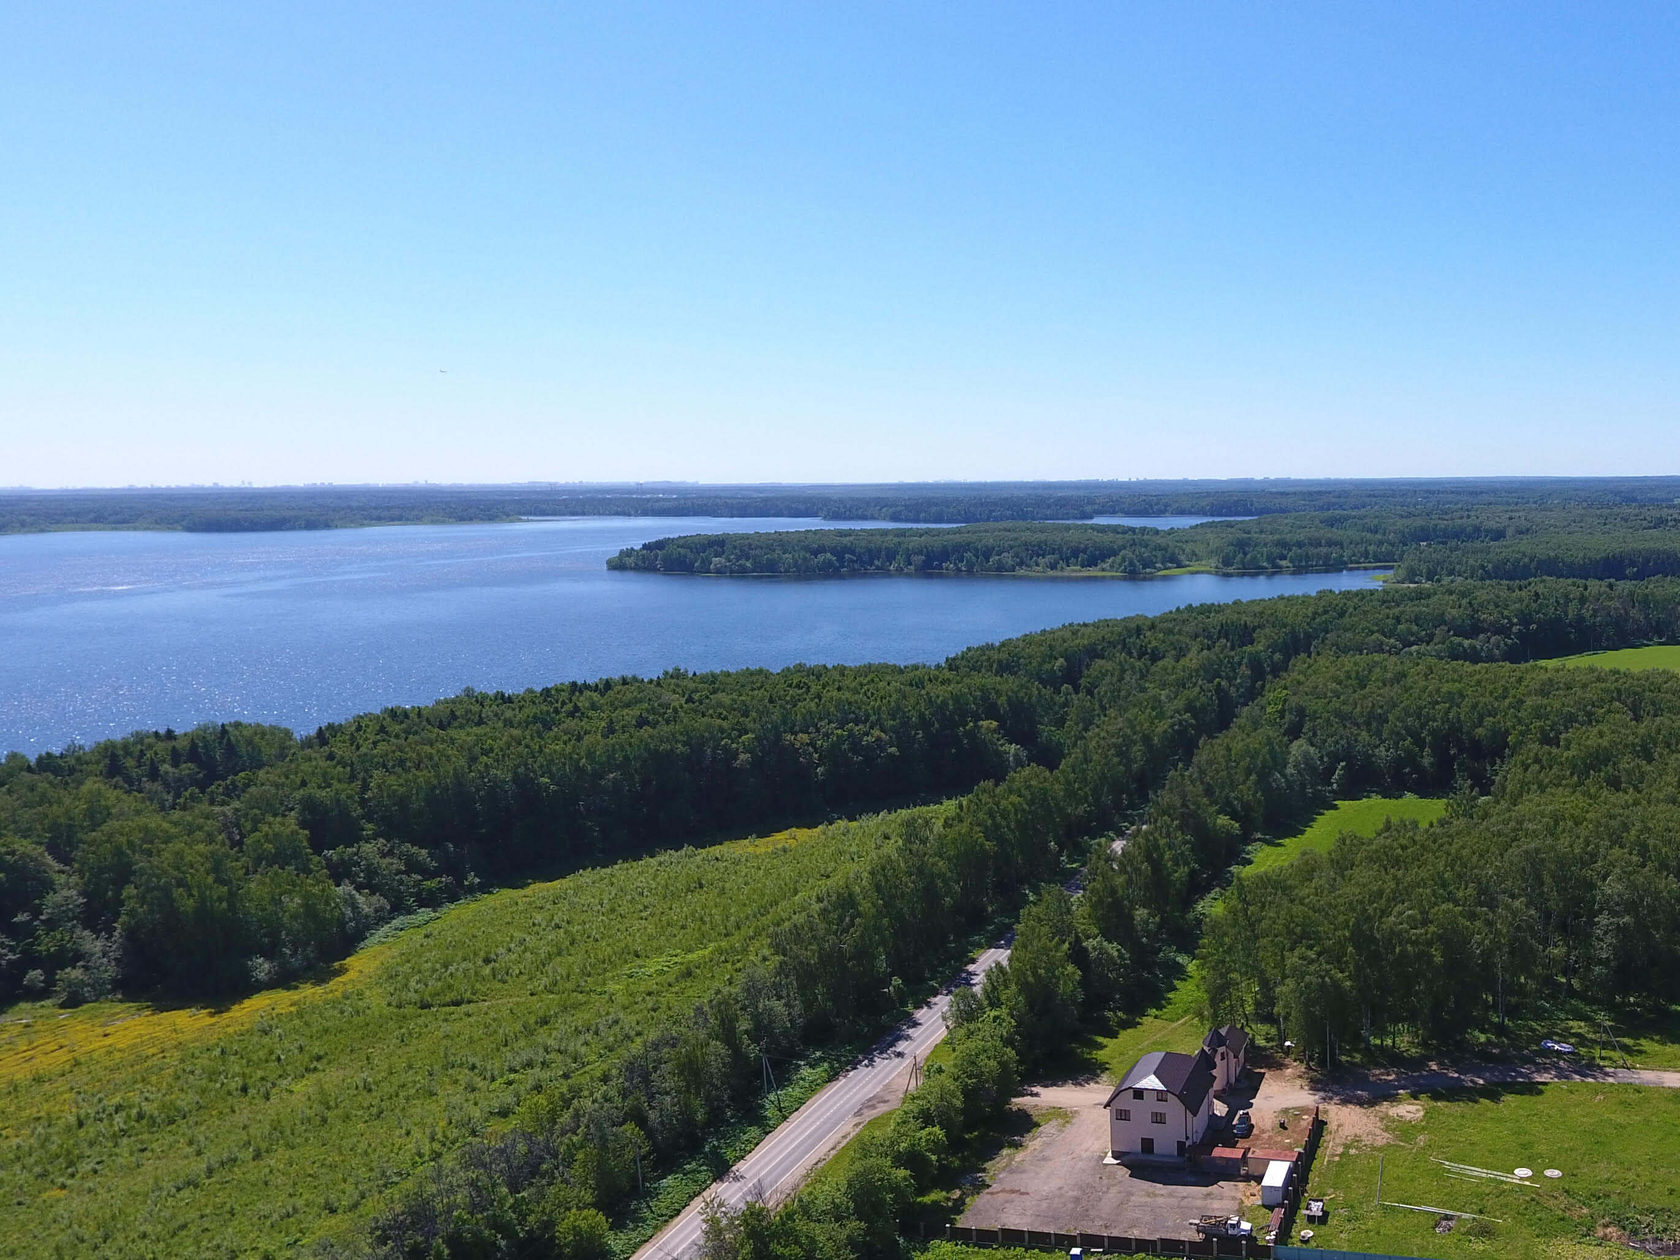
[0,518,1386,756]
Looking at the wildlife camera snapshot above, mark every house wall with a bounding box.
[1208,1040,1248,1089]
[1107,1087,1213,1157]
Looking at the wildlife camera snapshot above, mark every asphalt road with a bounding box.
[634,943,1011,1260]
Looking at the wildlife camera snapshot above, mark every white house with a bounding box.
[1103,1048,1217,1160]
[1202,1024,1249,1091]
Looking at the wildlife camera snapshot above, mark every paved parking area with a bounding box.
[959,1085,1243,1238]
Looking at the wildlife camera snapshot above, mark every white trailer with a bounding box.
[1260,1158,1293,1207]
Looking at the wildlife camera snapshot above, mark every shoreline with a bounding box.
[610,563,1398,581]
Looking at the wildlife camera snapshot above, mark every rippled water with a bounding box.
[0,518,1386,755]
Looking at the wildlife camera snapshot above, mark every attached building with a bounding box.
[1103,1048,1217,1160]
[1202,1024,1249,1091]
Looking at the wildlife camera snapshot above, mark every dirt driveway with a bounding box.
[959,1081,1243,1238]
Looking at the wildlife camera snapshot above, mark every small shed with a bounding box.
[1260,1158,1293,1207]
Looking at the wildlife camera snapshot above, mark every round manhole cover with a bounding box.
[1544,1168,1563,1178]
[1514,1167,1533,1179]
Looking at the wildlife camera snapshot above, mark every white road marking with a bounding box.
[634,944,1011,1260]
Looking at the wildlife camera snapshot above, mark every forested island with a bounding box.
[609,505,1680,582]
[8,573,1680,1257]
[6,476,1680,533]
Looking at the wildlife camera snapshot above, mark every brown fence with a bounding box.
[1269,1105,1327,1245]
[941,1224,1272,1256]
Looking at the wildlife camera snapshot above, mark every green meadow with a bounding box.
[1306,1084,1680,1260]
[1239,795,1447,879]
[0,821,883,1260]
[1551,643,1680,672]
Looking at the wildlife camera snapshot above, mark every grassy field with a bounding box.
[0,821,884,1260]
[1305,1084,1680,1259]
[1551,643,1680,672]
[1240,796,1447,878]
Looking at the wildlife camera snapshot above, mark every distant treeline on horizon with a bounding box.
[5,476,1680,533]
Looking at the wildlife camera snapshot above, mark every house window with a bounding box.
[1151,1111,1167,1125]
[1116,1108,1131,1122]
[1155,1090,1170,1102]
[1132,1088,1144,1100]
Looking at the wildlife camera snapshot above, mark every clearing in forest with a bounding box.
[1239,796,1446,879]
[1551,643,1680,672]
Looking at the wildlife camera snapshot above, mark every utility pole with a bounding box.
[762,1049,784,1115]
[903,1054,923,1099]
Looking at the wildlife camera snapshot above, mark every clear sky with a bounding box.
[3,2,1677,487]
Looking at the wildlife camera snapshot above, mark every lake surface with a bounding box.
[0,518,1386,756]
[1080,515,1253,527]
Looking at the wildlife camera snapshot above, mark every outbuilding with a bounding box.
[1260,1158,1293,1207]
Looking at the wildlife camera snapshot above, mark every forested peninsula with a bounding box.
[608,506,1680,582]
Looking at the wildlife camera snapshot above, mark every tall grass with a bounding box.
[0,820,887,1259]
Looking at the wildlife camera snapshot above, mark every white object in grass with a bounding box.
[1544,1169,1563,1179]
[1514,1167,1533,1179]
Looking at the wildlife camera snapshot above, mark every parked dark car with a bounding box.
[1231,1111,1254,1138]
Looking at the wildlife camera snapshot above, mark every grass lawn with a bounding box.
[1082,960,1211,1081]
[1550,643,1680,672]
[1306,1083,1680,1259]
[0,820,887,1260]
[1465,1000,1680,1073]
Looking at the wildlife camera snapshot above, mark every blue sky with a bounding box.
[3,2,1677,486]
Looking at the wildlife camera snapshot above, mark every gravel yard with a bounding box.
[959,1082,1243,1239]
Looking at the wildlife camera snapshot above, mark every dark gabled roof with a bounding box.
[1103,1048,1217,1115]
[1204,1024,1249,1056]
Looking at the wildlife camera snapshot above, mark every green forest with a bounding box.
[693,613,1680,1260]
[10,577,1680,1013]
[8,574,1680,1257]
[608,506,1680,582]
